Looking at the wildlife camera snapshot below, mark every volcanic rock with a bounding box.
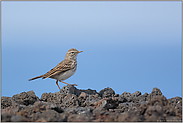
[11,90,39,106]
[1,86,182,122]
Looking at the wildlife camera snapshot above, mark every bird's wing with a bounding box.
[43,59,75,79]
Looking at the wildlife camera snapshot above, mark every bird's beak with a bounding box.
[78,51,83,53]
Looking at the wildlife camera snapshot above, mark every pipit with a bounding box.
[29,48,82,90]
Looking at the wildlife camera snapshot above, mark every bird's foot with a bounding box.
[71,84,77,86]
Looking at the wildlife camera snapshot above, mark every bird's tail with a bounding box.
[28,75,44,81]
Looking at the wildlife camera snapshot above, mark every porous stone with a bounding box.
[1,113,14,122]
[80,89,98,95]
[67,113,94,122]
[117,95,127,103]
[133,94,147,103]
[78,92,88,106]
[99,87,115,98]
[78,92,87,99]
[83,94,101,107]
[1,86,182,122]
[1,97,13,109]
[168,96,182,109]
[147,95,168,107]
[12,91,39,106]
[132,91,141,97]
[65,107,92,115]
[62,94,80,108]
[146,87,162,101]
[117,111,145,122]
[31,110,67,122]
[120,92,133,102]
[11,114,27,122]
[117,102,134,112]
[60,85,81,96]
[40,92,63,104]
[144,105,165,122]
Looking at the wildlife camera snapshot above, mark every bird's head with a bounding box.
[65,48,82,60]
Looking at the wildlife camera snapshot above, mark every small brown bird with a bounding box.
[29,48,82,90]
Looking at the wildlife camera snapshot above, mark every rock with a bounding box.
[80,89,98,95]
[64,107,94,122]
[147,95,168,106]
[11,114,27,122]
[83,94,101,107]
[117,102,134,112]
[40,93,51,102]
[40,92,63,105]
[68,113,94,122]
[94,97,119,111]
[93,107,106,116]
[1,87,182,122]
[32,101,64,113]
[15,101,64,120]
[65,107,92,115]
[120,92,132,102]
[164,105,177,117]
[1,113,14,122]
[132,91,141,97]
[138,103,147,115]
[1,97,12,109]
[117,95,127,103]
[144,95,182,121]
[60,85,81,96]
[101,112,119,122]
[40,92,80,109]
[146,87,162,100]
[151,87,162,95]
[166,116,182,122]
[93,111,119,122]
[78,92,87,106]
[12,91,39,106]
[118,111,145,122]
[119,91,142,103]
[60,85,98,97]
[1,108,28,122]
[62,94,80,108]
[78,92,87,100]
[133,94,147,103]
[99,87,115,98]
[168,96,182,109]
[114,94,119,97]
[1,103,27,115]
[144,105,165,122]
[31,110,67,122]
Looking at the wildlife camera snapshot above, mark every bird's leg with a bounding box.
[59,80,77,86]
[56,80,61,90]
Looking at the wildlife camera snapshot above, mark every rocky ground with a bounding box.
[1,85,182,122]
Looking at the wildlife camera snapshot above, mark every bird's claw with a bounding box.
[72,84,77,86]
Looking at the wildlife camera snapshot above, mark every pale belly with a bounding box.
[56,68,76,80]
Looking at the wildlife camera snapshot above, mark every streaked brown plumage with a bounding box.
[29,48,82,90]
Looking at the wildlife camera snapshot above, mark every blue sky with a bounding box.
[1,1,182,99]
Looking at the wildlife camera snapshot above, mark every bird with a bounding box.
[28,48,82,90]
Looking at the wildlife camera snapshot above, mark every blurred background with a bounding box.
[1,1,182,99]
